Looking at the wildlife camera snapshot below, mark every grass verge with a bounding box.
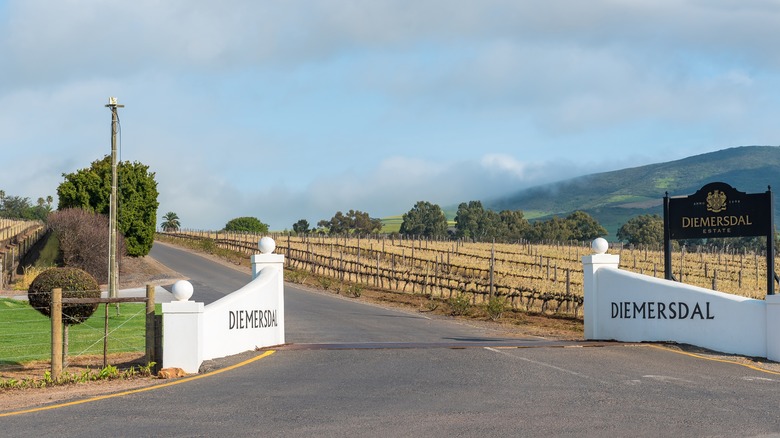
[0,299,160,367]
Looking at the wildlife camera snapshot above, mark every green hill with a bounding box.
[486,145,780,237]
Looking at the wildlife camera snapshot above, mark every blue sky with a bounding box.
[2,1,780,230]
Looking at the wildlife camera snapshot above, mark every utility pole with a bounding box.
[105,97,124,303]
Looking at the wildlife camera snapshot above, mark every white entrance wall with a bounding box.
[584,239,780,361]
[162,239,285,373]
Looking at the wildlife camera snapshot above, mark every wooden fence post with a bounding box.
[51,288,63,380]
[146,284,156,366]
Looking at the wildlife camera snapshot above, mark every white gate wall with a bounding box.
[202,254,285,361]
[163,245,285,373]
[584,242,780,361]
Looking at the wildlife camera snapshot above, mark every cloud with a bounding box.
[4,0,780,233]
[156,153,590,231]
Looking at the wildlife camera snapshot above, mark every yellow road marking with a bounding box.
[0,350,275,418]
[645,344,780,376]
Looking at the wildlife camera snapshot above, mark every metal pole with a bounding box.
[663,192,673,280]
[105,98,124,303]
[767,187,775,295]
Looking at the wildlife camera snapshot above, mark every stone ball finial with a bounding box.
[592,237,609,255]
[172,280,194,301]
[258,236,276,254]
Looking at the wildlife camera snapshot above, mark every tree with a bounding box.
[0,194,52,221]
[350,210,383,235]
[31,196,54,221]
[224,216,269,233]
[319,210,382,236]
[292,219,310,234]
[566,211,607,241]
[399,201,449,238]
[527,216,573,242]
[1,195,34,219]
[616,214,664,246]
[498,210,530,241]
[57,156,159,257]
[455,201,487,240]
[161,212,181,232]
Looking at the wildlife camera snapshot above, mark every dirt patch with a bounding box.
[0,353,163,413]
[118,252,185,289]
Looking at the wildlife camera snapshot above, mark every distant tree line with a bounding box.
[447,200,608,243]
[283,200,777,250]
[0,190,53,222]
[290,201,610,243]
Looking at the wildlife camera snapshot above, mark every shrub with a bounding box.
[13,265,48,291]
[318,277,333,290]
[285,269,308,284]
[486,295,507,321]
[449,293,471,316]
[48,208,126,283]
[199,238,216,253]
[27,267,100,325]
[345,283,363,298]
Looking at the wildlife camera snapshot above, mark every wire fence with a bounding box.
[160,230,777,319]
[0,298,151,369]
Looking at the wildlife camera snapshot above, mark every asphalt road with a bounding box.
[3,243,780,437]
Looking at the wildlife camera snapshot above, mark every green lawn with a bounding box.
[0,298,158,366]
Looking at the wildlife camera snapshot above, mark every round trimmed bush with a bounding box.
[28,267,101,325]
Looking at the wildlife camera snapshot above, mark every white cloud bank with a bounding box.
[1,1,780,230]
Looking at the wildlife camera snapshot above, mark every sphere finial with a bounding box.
[592,238,609,255]
[172,280,194,301]
[258,236,276,254]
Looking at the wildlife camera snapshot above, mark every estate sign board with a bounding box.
[663,182,775,295]
[667,182,771,240]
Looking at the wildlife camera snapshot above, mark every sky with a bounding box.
[2,1,780,231]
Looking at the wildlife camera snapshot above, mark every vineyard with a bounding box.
[0,219,45,289]
[161,231,778,318]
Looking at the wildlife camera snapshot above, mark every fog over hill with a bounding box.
[484,146,780,237]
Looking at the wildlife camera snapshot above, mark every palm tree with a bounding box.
[161,211,181,232]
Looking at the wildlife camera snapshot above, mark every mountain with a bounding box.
[486,146,780,237]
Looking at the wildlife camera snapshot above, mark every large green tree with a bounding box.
[319,210,382,235]
[292,219,310,234]
[566,211,608,241]
[454,200,487,240]
[498,210,530,241]
[224,216,269,233]
[455,202,535,242]
[527,216,573,242]
[57,156,159,257]
[616,214,664,246]
[399,201,448,238]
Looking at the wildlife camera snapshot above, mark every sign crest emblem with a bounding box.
[706,190,727,213]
